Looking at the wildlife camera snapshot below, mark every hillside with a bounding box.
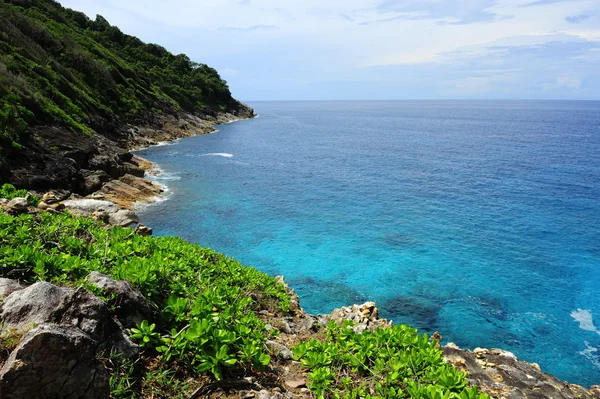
[0,0,253,193]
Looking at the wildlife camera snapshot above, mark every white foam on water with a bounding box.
[571,309,600,335]
[202,153,233,158]
[146,164,181,181]
[579,341,600,370]
[154,138,181,147]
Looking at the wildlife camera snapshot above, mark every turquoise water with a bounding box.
[136,100,600,385]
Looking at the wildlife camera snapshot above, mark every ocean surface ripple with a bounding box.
[137,100,600,385]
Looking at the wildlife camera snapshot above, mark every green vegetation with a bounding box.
[0,182,38,205]
[294,321,489,399]
[0,207,290,395]
[0,0,240,153]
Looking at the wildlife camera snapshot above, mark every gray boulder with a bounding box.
[87,271,152,329]
[62,199,120,214]
[0,278,25,300]
[0,282,138,358]
[6,197,28,214]
[108,209,139,227]
[59,288,138,358]
[0,324,109,399]
[0,282,71,331]
[265,340,293,360]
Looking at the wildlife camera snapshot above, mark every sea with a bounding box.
[135,100,600,386]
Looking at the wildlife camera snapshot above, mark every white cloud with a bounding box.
[57,0,600,99]
[556,75,582,89]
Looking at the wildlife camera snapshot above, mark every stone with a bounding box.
[108,209,139,227]
[48,202,66,212]
[265,340,293,360]
[0,324,109,399]
[285,379,306,389]
[83,173,103,194]
[86,271,152,330]
[42,190,70,204]
[92,210,110,223]
[59,288,138,358]
[0,278,25,300]
[135,223,153,236]
[258,390,271,399]
[6,197,28,214]
[1,281,138,358]
[0,282,72,332]
[442,345,600,399]
[278,320,292,334]
[62,199,120,214]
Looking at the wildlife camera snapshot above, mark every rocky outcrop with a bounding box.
[317,301,391,333]
[0,278,24,299]
[5,197,28,214]
[86,272,152,330]
[62,198,120,214]
[0,324,109,399]
[0,281,137,358]
[62,198,139,226]
[0,279,144,398]
[3,108,254,199]
[443,345,600,399]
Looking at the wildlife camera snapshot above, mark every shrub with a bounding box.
[293,320,490,399]
[0,183,39,206]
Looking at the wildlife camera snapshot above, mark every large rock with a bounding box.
[6,197,28,214]
[87,271,152,329]
[59,288,138,358]
[0,282,72,331]
[318,302,389,333]
[0,324,109,399]
[0,278,25,300]
[62,198,120,214]
[108,209,139,227]
[443,345,600,399]
[0,282,137,358]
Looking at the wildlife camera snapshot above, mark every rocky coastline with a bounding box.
[3,106,255,226]
[5,103,253,201]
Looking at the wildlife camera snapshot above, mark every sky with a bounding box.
[57,0,600,101]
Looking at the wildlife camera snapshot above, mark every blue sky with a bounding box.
[58,0,600,100]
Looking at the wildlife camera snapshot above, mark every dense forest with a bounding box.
[0,0,244,159]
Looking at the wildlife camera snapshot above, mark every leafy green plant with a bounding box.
[293,321,490,399]
[0,183,39,206]
[130,320,160,349]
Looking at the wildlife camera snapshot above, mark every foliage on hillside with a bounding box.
[0,205,290,396]
[0,0,239,152]
[294,321,489,399]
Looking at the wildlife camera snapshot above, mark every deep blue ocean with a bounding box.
[136,100,600,385]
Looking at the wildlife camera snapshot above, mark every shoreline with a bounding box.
[77,113,255,212]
